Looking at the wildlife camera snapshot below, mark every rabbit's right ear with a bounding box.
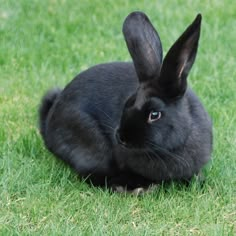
[123,12,163,82]
[158,14,202,99]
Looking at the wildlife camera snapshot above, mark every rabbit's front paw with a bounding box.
[113,184,158,196]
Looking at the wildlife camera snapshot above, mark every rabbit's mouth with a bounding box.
[115,129,144,149]
[115,130,129,147]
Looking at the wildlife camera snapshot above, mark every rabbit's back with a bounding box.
[62,62,138,124]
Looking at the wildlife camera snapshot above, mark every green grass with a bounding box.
[1,0,235,235]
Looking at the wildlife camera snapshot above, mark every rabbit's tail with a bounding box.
[39,88,61,138]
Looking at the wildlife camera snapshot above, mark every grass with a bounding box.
[0,0,235,235]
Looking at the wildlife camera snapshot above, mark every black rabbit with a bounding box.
[39,12,212,190]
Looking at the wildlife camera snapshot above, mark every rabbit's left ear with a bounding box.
[159,14,202,98]
[123,12,163,82]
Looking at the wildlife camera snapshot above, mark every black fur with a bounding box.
[39,88,61,139]
[39,12,212,189]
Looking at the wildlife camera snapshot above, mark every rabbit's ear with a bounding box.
[159,14,202,98]
[123,12,163,82]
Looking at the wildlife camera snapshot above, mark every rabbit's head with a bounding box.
[116,12,201,149]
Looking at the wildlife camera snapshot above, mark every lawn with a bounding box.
[0,0,235,235]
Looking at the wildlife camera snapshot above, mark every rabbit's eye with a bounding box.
[147,111,161,123]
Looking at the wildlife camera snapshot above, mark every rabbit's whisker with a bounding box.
[145,140,190,170]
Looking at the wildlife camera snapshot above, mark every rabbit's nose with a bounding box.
[116,130,127,146]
